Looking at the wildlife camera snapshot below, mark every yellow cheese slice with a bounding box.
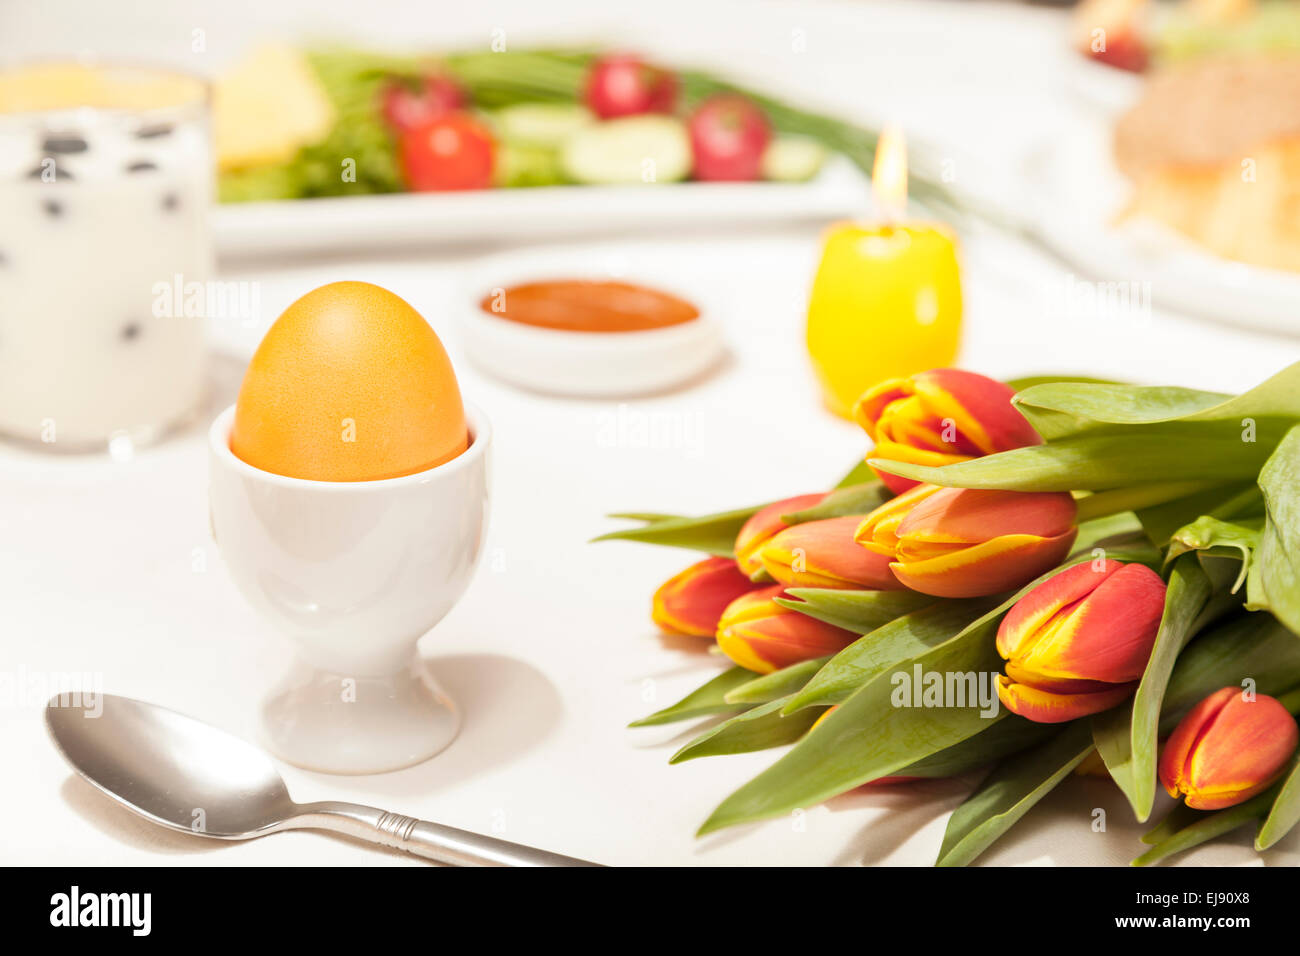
[213,44,335,171]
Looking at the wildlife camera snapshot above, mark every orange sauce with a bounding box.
[480,280,699,333]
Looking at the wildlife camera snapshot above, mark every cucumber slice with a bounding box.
[492,103,593,148]
[494,142,567,188]
[761,135,827,182]
[561,116,691,186]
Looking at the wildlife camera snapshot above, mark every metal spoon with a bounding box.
[46,693,600,867]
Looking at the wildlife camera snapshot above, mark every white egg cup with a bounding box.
[208,403,490,775]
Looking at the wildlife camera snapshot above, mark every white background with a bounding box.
[3,0,1299,866]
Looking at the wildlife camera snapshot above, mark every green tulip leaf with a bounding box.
[670,697,826,763]
[901,715,1057,779]
[1013,383,1233,442]
[593,504,761,556]
[1257,758,1300,850]
[725,657,827,705]
[597,456,880,555]
[776,587,932,634]
[1072,480,1224,525]
[1000,375,1125,439]
[870,432,1270,492]
[628,667,753,727]
[1091,705,1140,818]
[1253,425,1300,636]
[697,606,1008,836]
[1141,802,1200,845]
[1004,374,1122,393]
[785,599,996,712]
[605,512,683,522]
[1132,788,1277,866]
[781,480,890,524]
[835,458,877,489]
[935,722,1094,867]
[1070,510,1161,565]
[1013,362,1300,441]
[1072,509,1144,547]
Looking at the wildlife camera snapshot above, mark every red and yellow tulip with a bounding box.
[651,556,761,637]
[855,484,1077,598]
[1159,686,1299,810]
[716,586,858,674]
[854,368,1042,493]
[733,492,827,579]
[759,515,903,590]
[994,560,1166,723]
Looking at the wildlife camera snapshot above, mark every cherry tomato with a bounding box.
[400,113,495,191]
[380,74,466,133]
[1088,35,1148,73]
[687,94,771,182]
[583,54,678,119]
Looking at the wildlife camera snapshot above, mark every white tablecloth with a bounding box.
[4,0,1299,866]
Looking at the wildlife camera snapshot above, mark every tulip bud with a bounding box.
[853,482,944,556]
[716,585,858,674]
[854,368,1042,493]
[994,560,1166,723]
[759,516,904,590]
[1159,686,1299,810]
[651,556,761,637]
[855,485,1077,598]
[733,492,827,578]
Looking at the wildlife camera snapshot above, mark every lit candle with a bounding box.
[805,127,962,419]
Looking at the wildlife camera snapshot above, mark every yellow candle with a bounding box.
[805,129,962,419]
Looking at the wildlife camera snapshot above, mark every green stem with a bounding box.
[1131,789,1275,866]
[1074,481,1220,523]
[1212,485,1265,520]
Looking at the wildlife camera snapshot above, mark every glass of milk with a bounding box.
[0,63,212,451]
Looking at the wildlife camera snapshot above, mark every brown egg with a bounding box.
[231,281,468,481]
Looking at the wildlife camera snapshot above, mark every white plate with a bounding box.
[456,243,728,396]
[1021,112,1300,336]
[213,154,870,258]
[1063,47,1145,116]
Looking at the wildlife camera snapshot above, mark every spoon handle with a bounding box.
[293,802,602,867]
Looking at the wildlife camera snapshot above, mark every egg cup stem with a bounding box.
[261,653,460,775]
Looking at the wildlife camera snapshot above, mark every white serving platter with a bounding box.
[1021,112,1300,336]
[213,154,871,258]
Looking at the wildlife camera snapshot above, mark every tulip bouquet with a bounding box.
[600,366,1300,865]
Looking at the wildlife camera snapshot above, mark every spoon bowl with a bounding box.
[47,692,296,839]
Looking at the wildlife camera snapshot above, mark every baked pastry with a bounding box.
[1114,56,1300,272]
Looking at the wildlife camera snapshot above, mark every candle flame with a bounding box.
[872,125,908,221]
